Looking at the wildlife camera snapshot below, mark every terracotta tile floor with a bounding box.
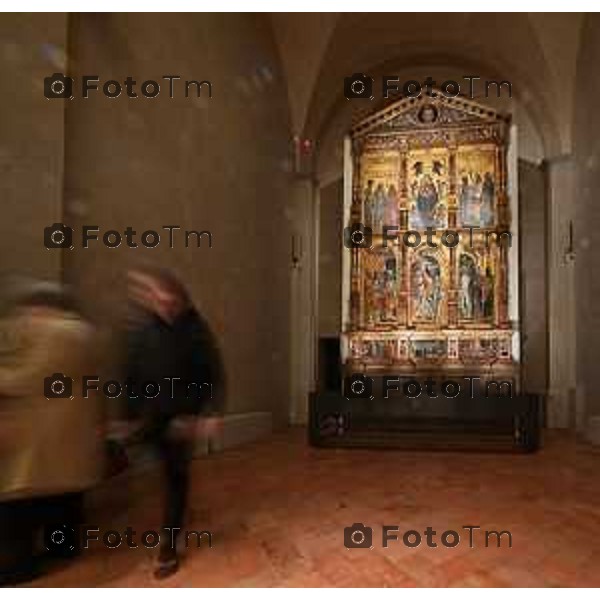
[25,429,600,587]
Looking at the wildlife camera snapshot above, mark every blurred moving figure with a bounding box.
[126,266,224,579]
[0,282,103,585]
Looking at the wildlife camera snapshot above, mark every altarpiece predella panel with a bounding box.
[344,95,518,374]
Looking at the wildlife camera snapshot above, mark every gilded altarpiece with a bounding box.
[343,95,519,378]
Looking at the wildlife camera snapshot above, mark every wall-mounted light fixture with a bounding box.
[564,220,576,264]
[291,233,303,269]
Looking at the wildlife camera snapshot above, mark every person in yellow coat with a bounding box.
[0,282,103,585]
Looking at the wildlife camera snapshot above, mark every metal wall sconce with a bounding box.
[564,220,576,264]
[291,233,303,269]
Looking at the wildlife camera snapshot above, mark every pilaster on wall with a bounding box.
[546,155,577,429]
[289,175,318,425]
[519,158,548,402]
[573,14,600,444]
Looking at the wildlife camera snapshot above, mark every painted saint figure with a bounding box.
[459,174,480,226]
[416,175,438,226]
[459,254,477,320]
[480,266,495,318]
[372,183,387,231]
[460,261,473,318]
[363,180,375,228]
[385,184,398,227]
[412,254,442,321]
[459,254,494,320]
[480,172,495,227]
[459,170,496,227]
[365,251,398,324]
[410,160,446,228]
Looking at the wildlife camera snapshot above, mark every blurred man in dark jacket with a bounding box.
[126,267,224,579]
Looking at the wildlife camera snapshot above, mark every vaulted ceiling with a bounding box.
[270,13,584,156]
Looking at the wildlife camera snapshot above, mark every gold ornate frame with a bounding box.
[344,94,516,372]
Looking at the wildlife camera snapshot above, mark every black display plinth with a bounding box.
[309,391,542,453]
